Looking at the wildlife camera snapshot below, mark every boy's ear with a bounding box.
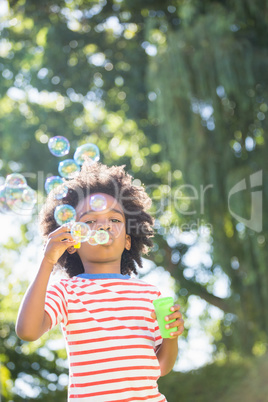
[67,246,77,255]
[125,234,131,251]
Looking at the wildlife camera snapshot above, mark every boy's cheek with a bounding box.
[77,244,94,255]
[113,224,126,238]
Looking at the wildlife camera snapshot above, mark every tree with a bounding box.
[1,2,267,400]
[146,0,268,354]
[1,2,181,399]
[0,227,68,401]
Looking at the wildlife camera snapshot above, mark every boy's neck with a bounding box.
[82,261,121,275]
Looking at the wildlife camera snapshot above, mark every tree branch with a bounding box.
[147,254,235,313]
[173,269,235,313]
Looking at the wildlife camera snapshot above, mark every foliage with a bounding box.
[0,0,268,400]
[0,262,68,401]
[158,353,268,402]
[147,0,268,354]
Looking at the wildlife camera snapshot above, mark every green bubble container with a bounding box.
[153,297,177,338]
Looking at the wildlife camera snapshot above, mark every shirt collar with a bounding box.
[76,273,130,280]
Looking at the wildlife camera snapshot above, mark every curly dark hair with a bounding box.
[39,162,155,277]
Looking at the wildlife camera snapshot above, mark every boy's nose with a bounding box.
[97,221,110,231]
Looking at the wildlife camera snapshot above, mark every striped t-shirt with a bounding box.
[44,273,167,402]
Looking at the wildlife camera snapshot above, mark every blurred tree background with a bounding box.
[0,0,267,401]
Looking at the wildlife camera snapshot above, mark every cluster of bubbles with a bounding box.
[48,137,109,246]
[0,135,109,245]
[45,137,100,194]
[47,136,99,180]
[53,196,109,246]
[0,173,37,214]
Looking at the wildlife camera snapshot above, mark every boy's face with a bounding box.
[71,193,131,264]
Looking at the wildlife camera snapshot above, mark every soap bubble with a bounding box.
[54,204,76,226]
[22,187,37,208]
[54,186,68,200]
[74,143,100,165]
[58,159,80,179]
[88,230,98,246]
[45,176,64,193]
[48,136,70,157]
[0,186,9,213]
[5,185,37,214]
[94,230,109,245]
[90,194,107,211]
[5,187,23,209]
[5,173,27,188]
[71,222,91,243]
[45,176,68,199]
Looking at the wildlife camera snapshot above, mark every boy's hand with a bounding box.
[151,304,184,338]
[43,224,77,266]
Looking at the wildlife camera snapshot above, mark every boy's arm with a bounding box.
[16,225,76,342]
[151,304,184,376]
[16,258,54,341]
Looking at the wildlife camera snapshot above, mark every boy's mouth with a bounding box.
[103,232,114,245]
[100,237,113,246]
[96,231,114,246]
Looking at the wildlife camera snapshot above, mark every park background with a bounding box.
[0,0,268,401]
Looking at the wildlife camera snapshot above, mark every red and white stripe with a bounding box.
[45,276,166,402]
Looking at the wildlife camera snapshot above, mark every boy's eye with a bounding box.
[84,219,121,224]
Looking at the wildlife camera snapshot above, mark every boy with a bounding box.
[16,162,184,401]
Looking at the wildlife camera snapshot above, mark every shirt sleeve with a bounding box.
[152,289,163,350]
[44,280,68,330]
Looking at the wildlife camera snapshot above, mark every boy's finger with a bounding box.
[48,223,73,238]
[170,325,184,337]
[166,318,184,329]
[165,311,182,321]
[151,311,157,320]
[49,232,75,242]
[170,304,180,312]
